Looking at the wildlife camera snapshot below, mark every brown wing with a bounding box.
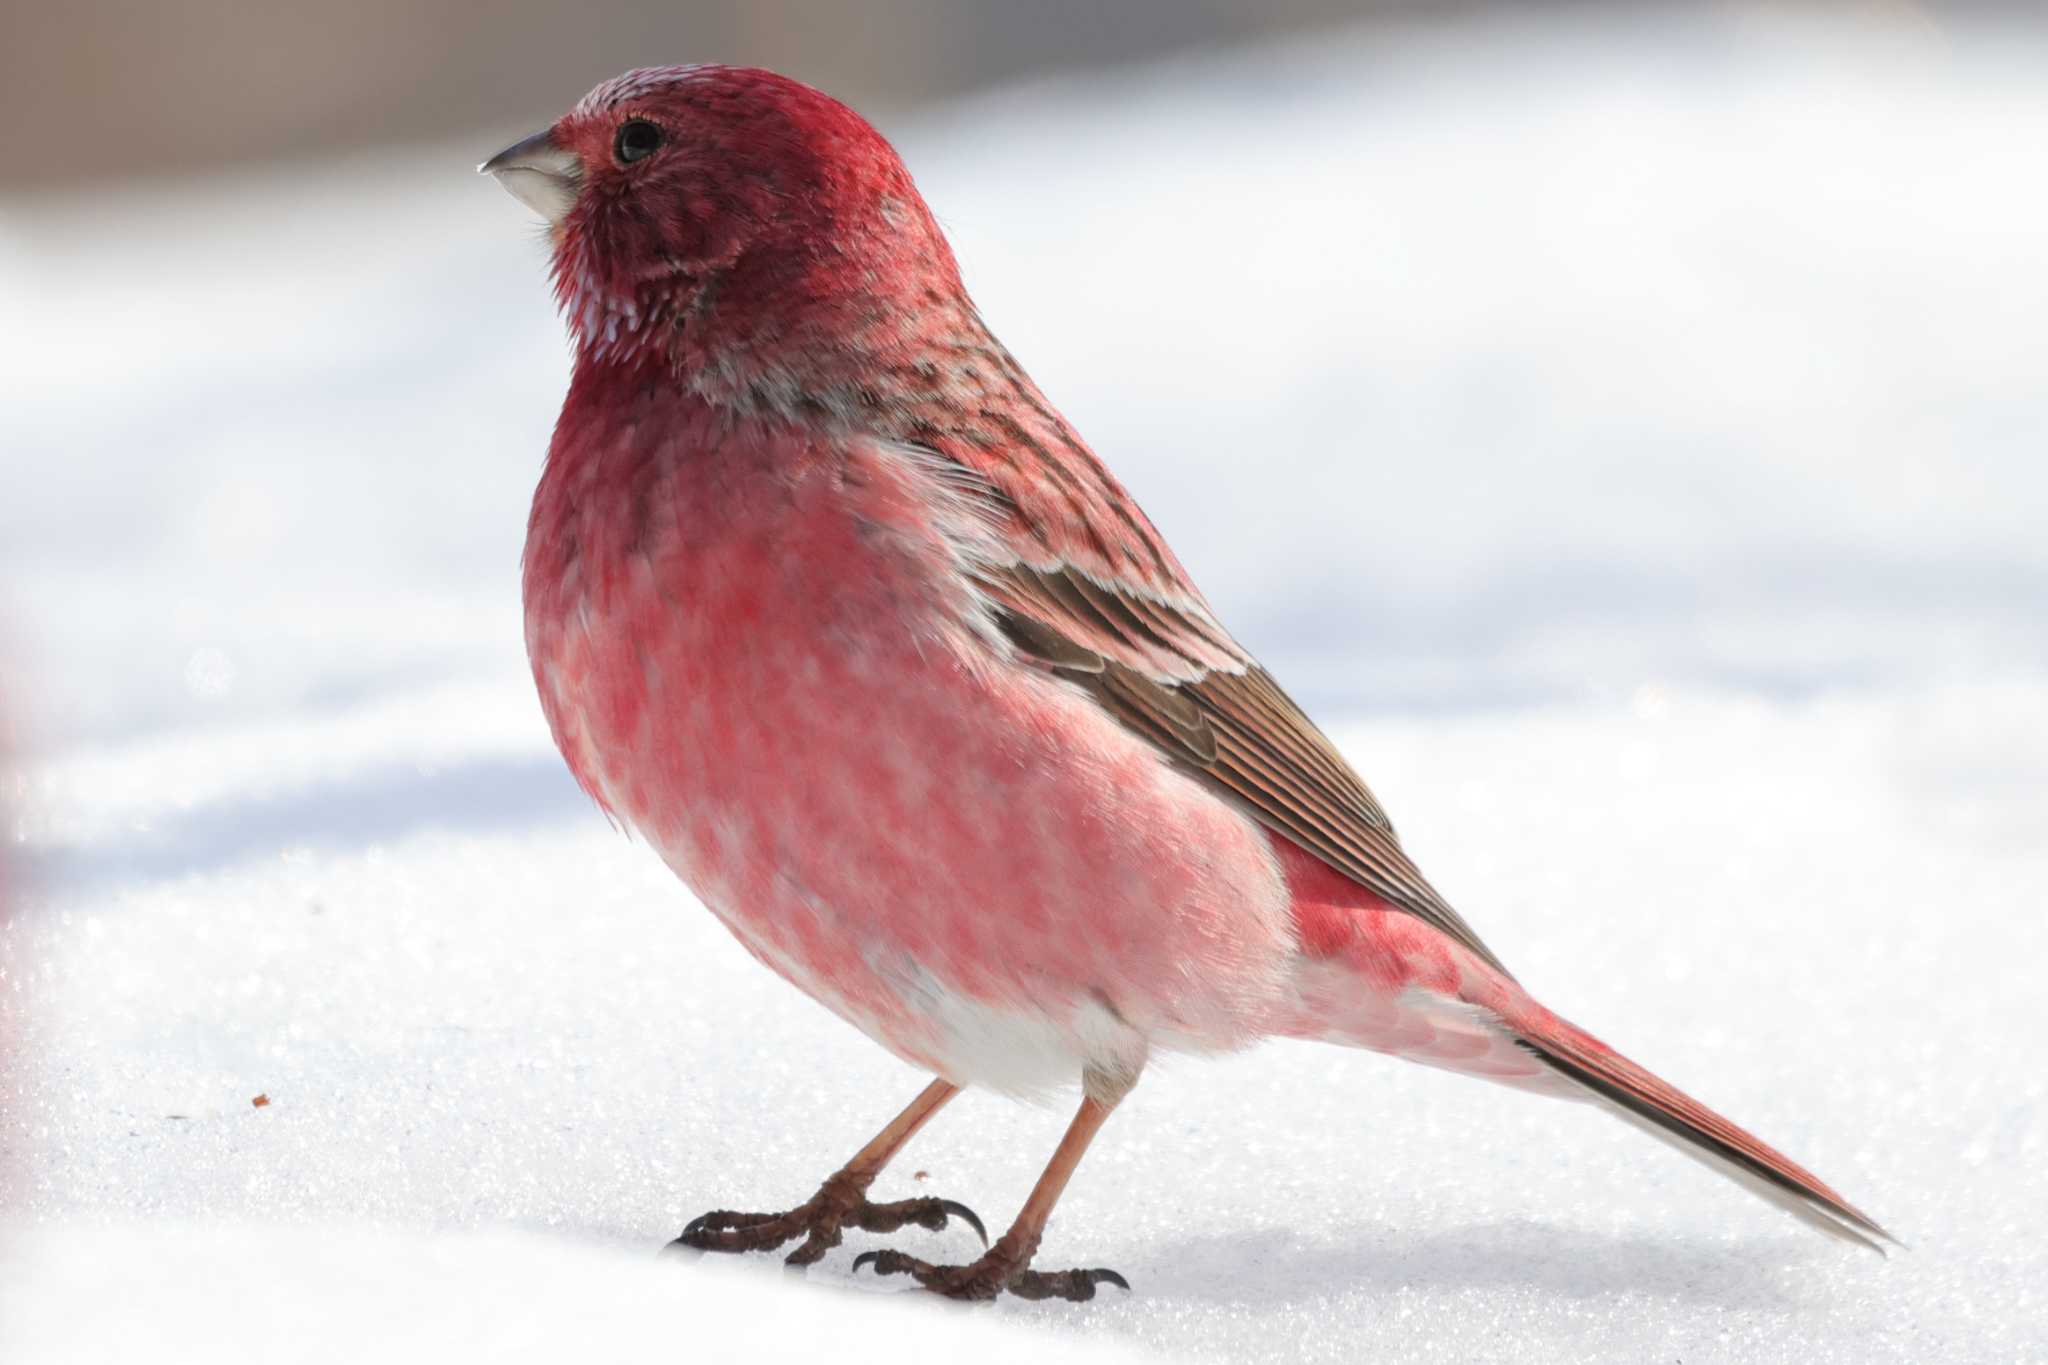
[973,560,1512,978]
[875,414,1509,977]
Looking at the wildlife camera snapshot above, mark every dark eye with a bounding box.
[615,119,663,165]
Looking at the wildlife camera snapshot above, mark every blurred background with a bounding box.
[3,3,2045,1361]
[9,0,1974,192]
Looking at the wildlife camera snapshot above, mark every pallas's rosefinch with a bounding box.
[483,66,1888,1300]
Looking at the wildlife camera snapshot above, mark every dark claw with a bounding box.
[851,1249,884,1275]
[1094,1268,1131,1292]
[938,1198,988,1248]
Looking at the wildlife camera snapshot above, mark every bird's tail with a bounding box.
[1507,1005,1894,1252]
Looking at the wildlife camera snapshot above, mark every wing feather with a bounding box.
[973,556,1508,976]
[882,430,1511,977]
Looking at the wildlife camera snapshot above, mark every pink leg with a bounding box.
[854,1077,1132,1301]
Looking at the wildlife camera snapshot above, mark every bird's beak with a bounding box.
[480,129,582,226]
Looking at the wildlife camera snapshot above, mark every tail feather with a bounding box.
[1514,1013,1895,1253]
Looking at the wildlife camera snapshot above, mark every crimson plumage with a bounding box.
[487,65,1888,1299]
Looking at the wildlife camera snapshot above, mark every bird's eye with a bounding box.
[615,119,663,165]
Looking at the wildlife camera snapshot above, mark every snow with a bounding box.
[4,8,2045,1362]
[0,1223,1147,1364]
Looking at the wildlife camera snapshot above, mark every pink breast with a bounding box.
[522,402,1300,1074]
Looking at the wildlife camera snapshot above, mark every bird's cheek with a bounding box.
[658,188,758,274]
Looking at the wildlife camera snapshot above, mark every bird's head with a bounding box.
[482,65,963,378]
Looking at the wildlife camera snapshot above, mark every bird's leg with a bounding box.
[854,1069,1132,1302]
[670,1077,985,1268]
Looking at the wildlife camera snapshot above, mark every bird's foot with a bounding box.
[852,1231,1129,1302]
[668,1168,986,1268]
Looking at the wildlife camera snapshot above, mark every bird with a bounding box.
[482,64,1889,1301]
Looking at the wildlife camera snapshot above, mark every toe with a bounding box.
[673,1206,809,1254]
[1006,1266,1132,1302]
[854,1194,989,1245]
[781,1225,840,1268]
[682,1209,771,1236]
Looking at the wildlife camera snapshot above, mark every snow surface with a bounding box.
[4,9,2045,1362]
